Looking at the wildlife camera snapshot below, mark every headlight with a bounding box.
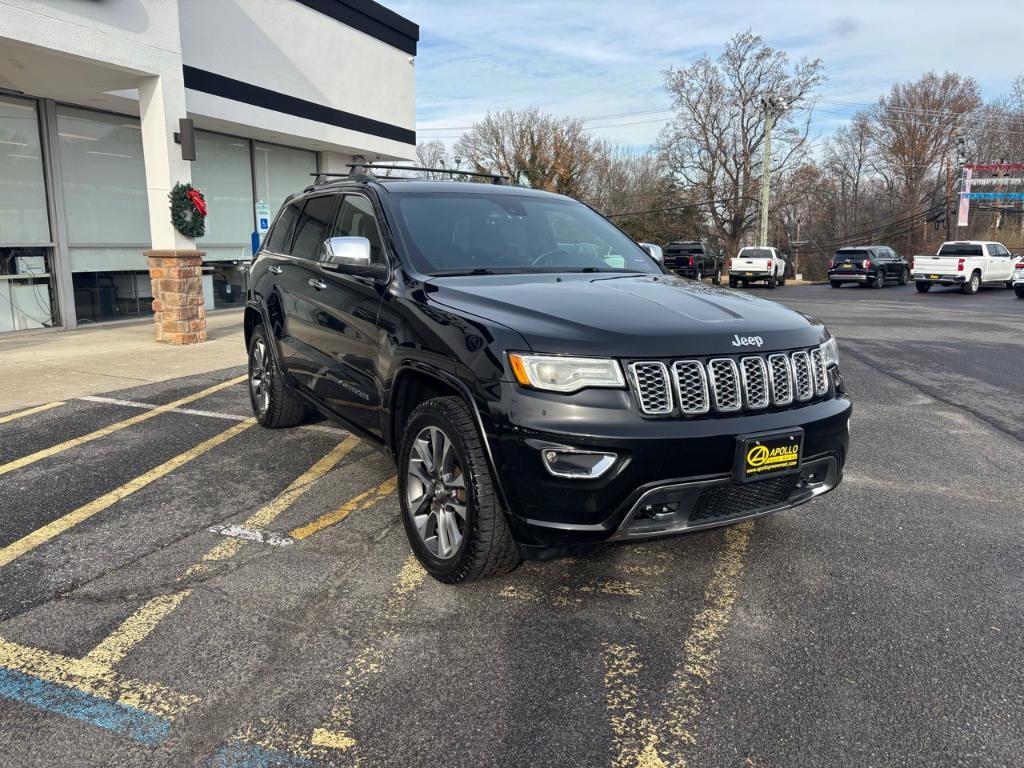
[508,353,625,393]
[820,336,839,368]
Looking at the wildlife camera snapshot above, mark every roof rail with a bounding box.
[350,163,511,184]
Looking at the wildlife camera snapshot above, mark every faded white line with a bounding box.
[79,396,347,436]
[208,523,295,547]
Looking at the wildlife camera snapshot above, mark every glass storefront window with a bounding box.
[0,247,57,331]
[0,97,50,245]
[254,142,316,219]
[192,130,255,257]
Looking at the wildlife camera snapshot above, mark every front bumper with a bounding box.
[912,273,964,286]
[487,384,851,554]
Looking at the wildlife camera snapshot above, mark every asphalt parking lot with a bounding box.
[1,284,1021,768]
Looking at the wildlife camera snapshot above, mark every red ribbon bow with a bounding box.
[186,188,207,216]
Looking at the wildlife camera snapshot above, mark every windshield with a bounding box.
[739,248,773,258]
[938,243,983,256]
[388,191,660,276]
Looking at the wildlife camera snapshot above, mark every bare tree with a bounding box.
[657,30,824,257]
[454,108,601,197]
[869,71,980,251]
[414,140,453,178]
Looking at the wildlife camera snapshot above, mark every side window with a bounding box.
[330,195,386,265]
[290,195,339,261]
[266,201,301,254]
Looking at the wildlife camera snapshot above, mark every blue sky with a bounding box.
[388,0,1024,151]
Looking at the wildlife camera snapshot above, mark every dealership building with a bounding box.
[0,0,416,335]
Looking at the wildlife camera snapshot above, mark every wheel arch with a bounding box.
[386,362,513,515]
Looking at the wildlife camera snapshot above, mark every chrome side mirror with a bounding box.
[640,243,663,263]
[320,236,386,279]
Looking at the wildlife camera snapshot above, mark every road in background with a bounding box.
[0,286,1020,767]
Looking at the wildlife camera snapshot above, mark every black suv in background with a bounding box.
[828,245,910,289]
[662,240,723,284]
[245,166,851,583]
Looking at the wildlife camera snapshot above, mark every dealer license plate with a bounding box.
[842,262,853,268]
[733,430,803,483]
[929,274,939,279]
[745,272,755,277]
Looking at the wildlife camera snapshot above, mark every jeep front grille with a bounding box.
[628,347,830,416]
[628,362,672,415]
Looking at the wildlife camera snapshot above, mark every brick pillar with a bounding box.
[146,249,207,345]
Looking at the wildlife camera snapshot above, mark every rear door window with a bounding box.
[266,201,301,254]
[290,195,339,261]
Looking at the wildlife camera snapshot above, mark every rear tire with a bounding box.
[870,271,884,289]
[1015,284,1024,298]
[915,281,932,293]
[248,324,308,428]
[712,268,722,286]
[728,277,738,288]
[398,397,521,583]
[830,280,842,289]
[766,276,776,289]
[962,271,980,295]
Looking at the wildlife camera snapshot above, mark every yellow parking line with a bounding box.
[0,635,198,719]
[602,642,666,768]
[643,521,754,767]
[83,590,192,668]
[0,401,65,425]
[311,555,425,753]
[0,418,256,568]
[289,475,396,541]
[93,436,362,664]
[0,374,246,478]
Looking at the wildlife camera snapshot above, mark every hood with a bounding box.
[424,273,825,357]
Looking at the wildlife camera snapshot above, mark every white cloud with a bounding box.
[390,0,1024,149]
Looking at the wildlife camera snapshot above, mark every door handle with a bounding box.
[268,265,283,275]
[308,278,327,290]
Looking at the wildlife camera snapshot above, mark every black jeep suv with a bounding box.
[828,245,910,289]
[662,240,723,283]
[245,167,851,583]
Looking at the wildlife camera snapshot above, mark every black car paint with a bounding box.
[828,246,909,286]
[246,180,850,556]
[662,241,722,280]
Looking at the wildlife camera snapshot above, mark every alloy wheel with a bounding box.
[250,338,271,415]
[406,426,468,560]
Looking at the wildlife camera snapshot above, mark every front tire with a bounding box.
[915,281,932,293]
[248,324,307,428]
[398,397,521,583]
[962,271,980,295]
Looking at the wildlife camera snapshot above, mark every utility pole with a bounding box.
[945,158,953,241]
[759,97,785,247]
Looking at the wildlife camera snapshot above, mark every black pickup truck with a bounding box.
[662,241,723,284]
[244,167,851,583]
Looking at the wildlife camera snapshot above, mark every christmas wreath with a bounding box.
[169,182,208,239]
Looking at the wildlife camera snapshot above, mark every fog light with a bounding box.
[540,448,617,479]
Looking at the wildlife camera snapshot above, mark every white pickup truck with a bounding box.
[1014,255,1024,299]
[728,246,787,289]
[912,240,1017,295]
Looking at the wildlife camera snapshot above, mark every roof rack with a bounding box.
[308,164,512,185]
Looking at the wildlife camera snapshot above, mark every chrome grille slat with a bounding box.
[707,359,742,412]
[671,361,709,415]
[629,362,672,414]
[739,357,769,409]
[791,351,813,401]
[809,347,829,395]
[627,347,828,416]
[767,353,794,405]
